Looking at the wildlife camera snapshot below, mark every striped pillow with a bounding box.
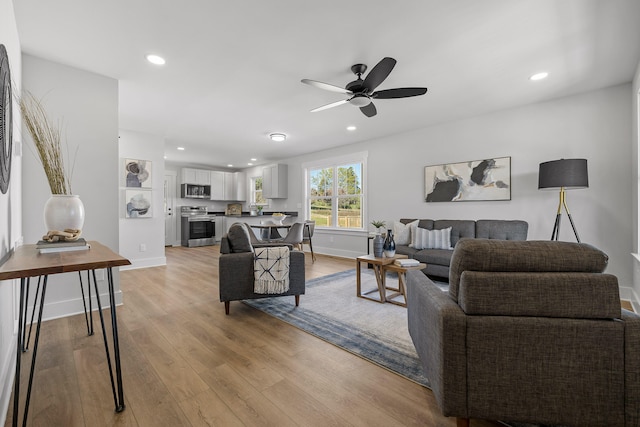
[414,227,453,250]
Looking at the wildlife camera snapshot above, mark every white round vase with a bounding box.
[44,194,85,232]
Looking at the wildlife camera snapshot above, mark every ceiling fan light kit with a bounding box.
[302,57,428,117]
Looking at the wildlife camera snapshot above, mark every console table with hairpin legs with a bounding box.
[0,241,131,426]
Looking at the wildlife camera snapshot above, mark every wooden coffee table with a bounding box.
[382,261,427,307]
[355,254,409,304]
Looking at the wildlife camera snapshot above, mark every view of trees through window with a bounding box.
[309,163,362,228]
[252,176,267,205]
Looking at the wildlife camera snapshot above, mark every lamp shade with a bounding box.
[538,158,588,189]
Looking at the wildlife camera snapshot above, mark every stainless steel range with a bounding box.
[180,206,215,247]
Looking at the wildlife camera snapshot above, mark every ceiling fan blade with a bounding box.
[372,87,428,99]
[310,99,349,113]
[362,57,396,92]
[360,102,377,118]
[301,79,352,95]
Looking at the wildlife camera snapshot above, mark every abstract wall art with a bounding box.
[124,158,151,188]
[424,156,511,202]
[125,189,152,218]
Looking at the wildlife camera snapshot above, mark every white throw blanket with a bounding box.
[254,246,290,294]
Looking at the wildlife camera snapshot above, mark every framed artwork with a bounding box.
[424,156,511,202]
[125,189,152,218]
[124,158,151,188]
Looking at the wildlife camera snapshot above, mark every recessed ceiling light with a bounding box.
[347,126,357,131]
[177,147,185,151]
[163,155,167,159]
[251,158,257,161]
[529,72,548,81]
[146,54,166,65]
[248,162,254,166]
[227,164,233,167]
[269,133,286,142]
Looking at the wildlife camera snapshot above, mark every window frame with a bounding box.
[250,175,267,206]
[303,151,368,232]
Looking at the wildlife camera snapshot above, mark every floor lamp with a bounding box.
[538,158,589,242]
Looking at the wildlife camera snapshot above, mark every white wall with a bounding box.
[631,58,640,307]
[277,84,634,288]
[118,129,166,269]
[22,54,120,319]
[0,0,21,422]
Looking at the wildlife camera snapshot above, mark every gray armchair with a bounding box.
[219,223,305,314]
[406,238,640,427]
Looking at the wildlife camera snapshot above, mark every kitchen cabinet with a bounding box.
[210,171,246,201]
[181,168,211,185]
[262,164,287,199]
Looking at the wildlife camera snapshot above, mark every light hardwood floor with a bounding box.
[5,245,502,427]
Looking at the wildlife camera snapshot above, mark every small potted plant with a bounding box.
[371,220,386,235]
[256,205,263,216]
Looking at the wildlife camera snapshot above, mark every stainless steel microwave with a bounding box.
[181,183,211,199]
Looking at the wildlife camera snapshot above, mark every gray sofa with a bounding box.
[406,239,640,427]
[395,219,528,279]
[219,223,305,314]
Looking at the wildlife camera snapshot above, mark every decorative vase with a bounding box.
[44,194,85,232]
[373,233,384,258]
[383,229,396,257]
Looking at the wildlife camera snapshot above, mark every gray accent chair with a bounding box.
[219,223,305,314]
[406,238,640,427]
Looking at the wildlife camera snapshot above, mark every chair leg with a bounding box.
[224,301,230,315]
[295,295,300,306]
[308,239,315,262]
[456,418,469,427]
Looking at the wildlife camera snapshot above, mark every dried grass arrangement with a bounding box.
[19,91,76,195]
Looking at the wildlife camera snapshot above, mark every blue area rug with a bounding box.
[244,269,432,387]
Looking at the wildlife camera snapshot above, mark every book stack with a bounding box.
[36,238,90,254]
[394,258,420,267]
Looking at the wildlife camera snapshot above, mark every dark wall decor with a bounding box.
[424,156,511,202]
[0,44,13,194]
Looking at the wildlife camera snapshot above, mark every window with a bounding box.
[250,176,267,206]
[305,152,366,230]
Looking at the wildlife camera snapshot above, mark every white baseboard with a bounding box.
[120,256,166,271]
[0,339,16,427]
[619,285,639,313]
[312,246,360,260]
[38,290,123,322]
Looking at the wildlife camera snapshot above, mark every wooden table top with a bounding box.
[0,241,131,281]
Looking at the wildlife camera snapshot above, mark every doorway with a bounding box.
[164,172,177,246]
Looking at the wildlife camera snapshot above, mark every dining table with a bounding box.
[249,222,292,241]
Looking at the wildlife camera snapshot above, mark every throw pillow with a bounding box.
[394,220,418,246]
[414,227,453,250]
[227,223,254,253]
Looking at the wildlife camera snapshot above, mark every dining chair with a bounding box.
[280,222,304,250]
[302,220,316,262]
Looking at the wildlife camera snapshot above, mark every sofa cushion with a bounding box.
[475,219,528,240]
[414,227,453,250]
[433,220,475,247]
[413,249,454,266]
[227,223,254,253]
[449,239,609,302]
[394,220,418,245]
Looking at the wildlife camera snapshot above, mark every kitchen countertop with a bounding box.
[207,211,298,217]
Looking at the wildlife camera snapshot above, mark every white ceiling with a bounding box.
[13,0,640,169]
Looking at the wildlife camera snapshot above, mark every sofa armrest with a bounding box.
[405,270,468,417]
[622,309,640,426]
[458,271,621,319]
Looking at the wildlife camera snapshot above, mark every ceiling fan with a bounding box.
[301,57,427,118]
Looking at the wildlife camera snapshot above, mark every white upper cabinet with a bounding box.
[262,164,287,199]
[182,168,211,185]
[210,171,246,201]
